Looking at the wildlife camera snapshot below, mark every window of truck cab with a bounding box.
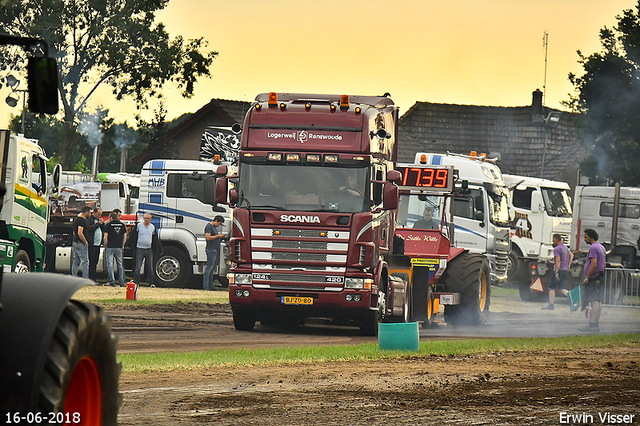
[166,173,213,204]
[541,187,572,217]
[237,162,370,213]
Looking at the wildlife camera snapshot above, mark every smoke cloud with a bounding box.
[114,124,136,150]
[78,111,103,149]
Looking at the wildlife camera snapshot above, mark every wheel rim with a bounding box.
[156,256,180,282]
[63,356,102,425]
[479,270,488,311]
[427,294,433,320]
[15,261,29,273]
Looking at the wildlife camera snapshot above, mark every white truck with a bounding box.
[138,159,232,288]
[412,152,511,285]
[0,131,52,272]
[502,174,575,301]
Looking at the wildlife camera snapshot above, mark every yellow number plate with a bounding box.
[281,296,313,305]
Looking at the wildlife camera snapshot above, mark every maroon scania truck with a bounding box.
[216,92,406,335]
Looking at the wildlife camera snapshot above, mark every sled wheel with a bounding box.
[39,300,120,425]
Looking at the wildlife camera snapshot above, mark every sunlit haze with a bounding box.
[2,0,637,126]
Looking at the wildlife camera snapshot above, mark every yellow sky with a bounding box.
[3,0,637,126]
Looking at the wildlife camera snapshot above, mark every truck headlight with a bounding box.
[229,273,252,285]
[345,278,364,289]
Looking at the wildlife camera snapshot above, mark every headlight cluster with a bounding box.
[344,294,362,302]
[228,273,252,285]
[235,289,251,297]
[344,278,373,289]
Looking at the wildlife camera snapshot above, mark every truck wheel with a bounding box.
[359,290,386,336]
[442,252,491,326]
[518,280,535,301]
[14,249,31,273]
[233,309,256,331]
[422,286,436,328]
[391,273,411,323]
[38,300,120,424]
[154,246,193,288]
[507,251,520,283]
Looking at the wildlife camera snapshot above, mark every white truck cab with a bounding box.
[413,152,511,285]
[502,175,574,300]
[139,159,232,288]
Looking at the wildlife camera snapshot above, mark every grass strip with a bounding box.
[118,333,639,373]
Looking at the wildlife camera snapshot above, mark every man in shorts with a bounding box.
[542,234,574,310]
[580,228,606,332]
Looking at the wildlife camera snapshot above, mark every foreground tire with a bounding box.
[154,246,193,288]
[38,300,120,425]
[422,286,436,328]
[442,252,491,326]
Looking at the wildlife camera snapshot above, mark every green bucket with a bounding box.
[378,322,420,351]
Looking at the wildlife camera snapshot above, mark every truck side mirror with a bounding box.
[216,165,228,177]
[382,182,398,210]
[52,163,62,195]
[531,190,542,213]
[229,188,239,206]
[27,57,58,114]
[387,169,402,184]
[215,177,228,205]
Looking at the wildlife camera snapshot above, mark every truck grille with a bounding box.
[250,226,350,290]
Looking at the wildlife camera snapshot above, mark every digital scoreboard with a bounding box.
[394,165,454,192]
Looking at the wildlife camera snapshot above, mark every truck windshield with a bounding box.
[484,183,510,227]
[541,187,572,217]
[237,163,370,213]
[397,194,445,229]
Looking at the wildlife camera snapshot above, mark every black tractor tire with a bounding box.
[14,249,31,273]
[154,246,194,288]
[38,300,120,424]
[442,252,491,326]
[233,309,256,331]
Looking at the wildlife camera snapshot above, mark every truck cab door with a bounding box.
[452,187,487,254]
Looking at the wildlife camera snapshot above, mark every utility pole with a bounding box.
[542,31,549,106]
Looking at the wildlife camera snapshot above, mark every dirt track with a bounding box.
[108,296,640,425]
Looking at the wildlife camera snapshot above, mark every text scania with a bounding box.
[280,215,321,223]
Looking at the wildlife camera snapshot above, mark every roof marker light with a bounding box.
[355,106,361,114]
[305,103,311,111]
[255,104,262,111]
[340,94,349,110]
[268,153,283,161]
[330,104,337,112]
[279,102,286,110]
[286,153,300,162]
[268,92,278,108]
[307,154,320,162]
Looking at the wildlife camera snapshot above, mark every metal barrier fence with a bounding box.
[602,268,640,307]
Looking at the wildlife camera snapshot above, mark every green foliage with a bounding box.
[0,0,217,167]
[566,1,640,185]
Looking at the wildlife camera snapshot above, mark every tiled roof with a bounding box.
[398,99,583,181]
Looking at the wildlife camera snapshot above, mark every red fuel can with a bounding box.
[126,281,138,300]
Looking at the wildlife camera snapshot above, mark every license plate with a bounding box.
[281,296,313,305]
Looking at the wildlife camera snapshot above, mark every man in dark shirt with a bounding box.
[72,206,91,277]
[413,206,439,230]
[203,215,225,290]
[85,207,104,281]
[104,211,127,287]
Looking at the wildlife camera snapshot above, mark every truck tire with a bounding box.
[154,246,193,288]
[38,300,120,424]
[233,309,256,331]
[391,273,411,323]
[507,251,520,283]
[15,249,31,273]
[442,252,491,326]
[359,289,387,336]
[422,286,436,329]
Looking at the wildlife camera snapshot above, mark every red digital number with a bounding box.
[420,168,434,187]
[434,169,448,188]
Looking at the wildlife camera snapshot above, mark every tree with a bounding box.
[0,0,217,168]
[566,1,640,186]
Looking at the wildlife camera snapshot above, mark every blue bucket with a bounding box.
[378,322,420,351]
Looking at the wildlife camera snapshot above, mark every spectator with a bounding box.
[542,234,574,310]
[203,215,225,291]
[104,211,127,287]
[580,228,606,332]
[85,207,104,282]
[129,213,162,287]
[72,206,91,277]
